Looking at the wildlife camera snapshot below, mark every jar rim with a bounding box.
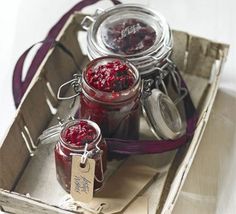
[59,119,102,152]
[82,56,141,104]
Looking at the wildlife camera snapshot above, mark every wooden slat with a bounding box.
[41,76,59,108]
[0,189,74,214]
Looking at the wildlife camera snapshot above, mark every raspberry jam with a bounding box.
[102,18,156,55]
[62,120,97,146]
[54,119,107,192]
[86,59,135,92]
[78,56,141,139]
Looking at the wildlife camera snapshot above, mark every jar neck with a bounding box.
[59,119,102,155]
[59,134,102,154]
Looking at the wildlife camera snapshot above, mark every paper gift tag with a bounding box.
[70,155,95,203]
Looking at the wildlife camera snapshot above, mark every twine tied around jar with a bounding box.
[70,142,105,184]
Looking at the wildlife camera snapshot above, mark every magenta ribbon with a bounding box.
[106,68,198,155]
[106,115,197,155]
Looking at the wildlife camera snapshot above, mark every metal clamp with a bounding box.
[57,74,82,100]
[166,58,188,104]
[152,57,188,105]
[81,16,95,30]
[38,117,74,144]
[141,79,154,100]
[81,8,104,30]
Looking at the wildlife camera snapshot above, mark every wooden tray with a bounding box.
[0,12,229,214]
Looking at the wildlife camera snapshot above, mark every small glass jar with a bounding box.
[77,56,141,139]
[54,119,107,192]
[81,4,173,78]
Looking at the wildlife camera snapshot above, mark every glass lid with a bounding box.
[90,4,169,58]
[142,89,183,140]
[100,16,161,55]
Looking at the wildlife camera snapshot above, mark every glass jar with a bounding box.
[80,4,187,139]
[57,57,184,141]
[54,119,107,192]
[77,56,141,139]
[81,4,173,78]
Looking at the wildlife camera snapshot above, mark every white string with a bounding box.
[59,195,104,214]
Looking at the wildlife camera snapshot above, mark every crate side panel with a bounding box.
[43,21,85,98]
[186,36,214,78]
[159,59,226,214]
[171,30,189,72]
[185,36,229,78]
[0,116,29,190]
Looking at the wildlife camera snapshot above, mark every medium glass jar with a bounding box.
[57,56,183,141]
[54,119,107,192]
[77,56,141,139]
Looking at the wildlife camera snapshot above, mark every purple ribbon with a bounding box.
[106,114,197,155]
[106,68,198,155]
[12,0,121,107]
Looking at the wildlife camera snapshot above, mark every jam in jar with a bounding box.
[54,119,107,192]
[78,56,141,139]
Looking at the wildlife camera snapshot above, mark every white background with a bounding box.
[0,0,236,213]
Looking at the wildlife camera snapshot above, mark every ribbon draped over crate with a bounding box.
[12,0,198,155]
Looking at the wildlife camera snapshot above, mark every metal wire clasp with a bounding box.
[38,116,74,144]
[81,8,104,30]
[152,57,188,105]
[141,79,154,100]
[57,74,82,100]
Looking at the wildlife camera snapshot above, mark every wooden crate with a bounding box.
[0,12,229,214]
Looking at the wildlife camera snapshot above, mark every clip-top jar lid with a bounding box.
[142,89,183,140]
[99,12,163,56]
[84,4,172,65]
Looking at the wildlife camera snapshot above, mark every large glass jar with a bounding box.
[54,119,107,192]
[81,4,173,78]
[77,56,141,139]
